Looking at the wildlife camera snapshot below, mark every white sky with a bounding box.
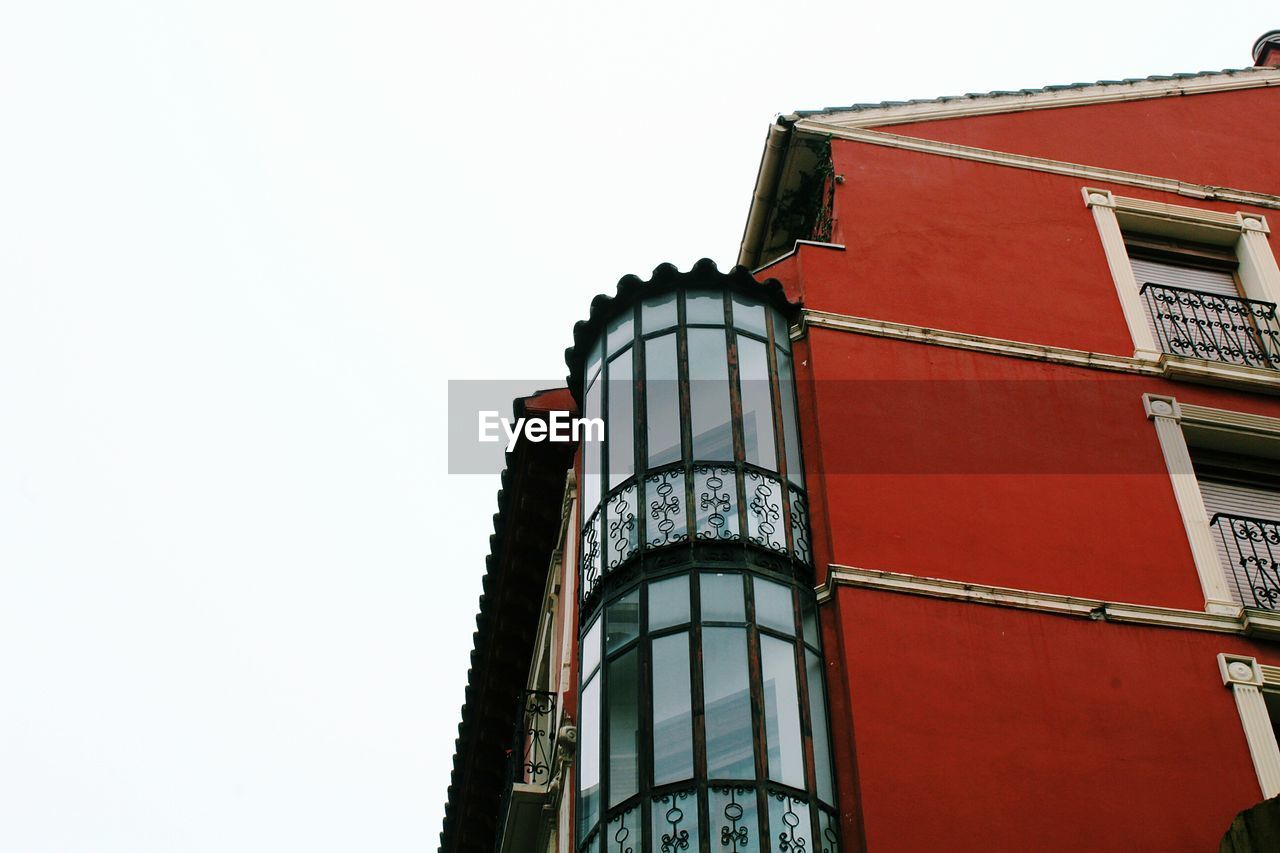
[0,2,1274,850]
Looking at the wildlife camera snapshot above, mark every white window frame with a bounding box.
[1084,188,1280,361]
[1219,652,1280,798]
[1141,393,1280,616]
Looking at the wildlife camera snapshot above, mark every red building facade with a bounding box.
[442,32,1280,853]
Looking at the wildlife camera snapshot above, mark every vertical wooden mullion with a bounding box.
[724,295,750,542]
[744,574,772,849]
[633,304,647,555]
[764,310,794,555]
[675,291,696,539]
[689,571,709,851]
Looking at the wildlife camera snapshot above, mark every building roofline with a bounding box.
[788,66,1280,128]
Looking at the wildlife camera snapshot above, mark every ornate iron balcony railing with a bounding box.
[1141,283,1280,370]
[1211,513,1280,610]
[509,689,557,787]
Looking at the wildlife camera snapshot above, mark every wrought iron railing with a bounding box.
[1211,513,1280,610]
[1141,283,1280,369]
[510,689,557,786]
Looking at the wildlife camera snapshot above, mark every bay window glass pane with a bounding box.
[710,785,759,853]
[651,631,694,784]
[688,328,733,461]
[587,336,604,385]
[652,789,699,853]
[760,635,804,788]
[606,589,640,654]
[801,593,819,649]
[776,349,804,486]
[643,292,678,333]
[579,674,601,835]
[700,573,745,623]
[731,295,767,337]
[583,375,603,512]
[702,627,755,779]
[607,649,640,806]
[772,310,792,351]
[738,336,777,471]
[753,577,795,636]
[685,291,725,325]
[648,574,690,631]
[607,310,634,357]
[607,348,634,489]
[807,650,835,804]
[645,334,681,468]
[582,617,602,681]
[768,794,811,853]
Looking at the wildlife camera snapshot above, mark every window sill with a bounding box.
[1156,353,1280,395]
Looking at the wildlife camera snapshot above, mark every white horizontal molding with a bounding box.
[822,565,1247,634]
[799,309,1280,392]
[792,121,1280,211]
[804,69,1280,129]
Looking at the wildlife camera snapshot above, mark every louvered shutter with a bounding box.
[1198,479,1280,607]
[1131,257,1240,355]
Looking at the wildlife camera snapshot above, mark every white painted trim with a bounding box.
[1144,394,1240,615]
[1220,653,1280,798]
[797,308,1280,393]
[791,121,1280,211]
[820,564,1243,632]
[1084,189,1160,359]
[752,239,846,276]
[805,68,1280,129]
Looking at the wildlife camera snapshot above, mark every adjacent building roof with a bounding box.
[439,388,576,853]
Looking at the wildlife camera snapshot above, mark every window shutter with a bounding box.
[1198,479,1280,606]
[1131,257,1240,355]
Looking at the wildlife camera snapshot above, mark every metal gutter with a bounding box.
[737,121,792,269]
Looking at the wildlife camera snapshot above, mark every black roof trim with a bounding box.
[563,257,800,401]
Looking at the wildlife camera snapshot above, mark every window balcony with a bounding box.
[496,690,559,853]
[1141,283,1280,370]
[1211,513,1280,610]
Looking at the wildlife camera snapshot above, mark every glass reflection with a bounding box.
[738,336,777,471]
[651,632,694,784]
[703,627,755,779]
[607,650,640,806]
[761,635,804,788]
[645,334,681,468]
[687,328,733,461]
[607,349,634,489]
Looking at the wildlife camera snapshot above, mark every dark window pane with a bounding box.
[579,674,601,836]
[607,649,640,806]
[703,627,755,779]
[753,577,795,636]
[701,573,745,623]
[732,295,767,337]
[643,292,678,333]
[738,336,777,471]
[685,291,725,325]
[761,635,804,788]
[606,589,640,654]
[808,650,835,805]
[608,348,635,489]
[645,334,681,468]
[688,328,733,461]
[651,632,694,784]
[648,575,690,631]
